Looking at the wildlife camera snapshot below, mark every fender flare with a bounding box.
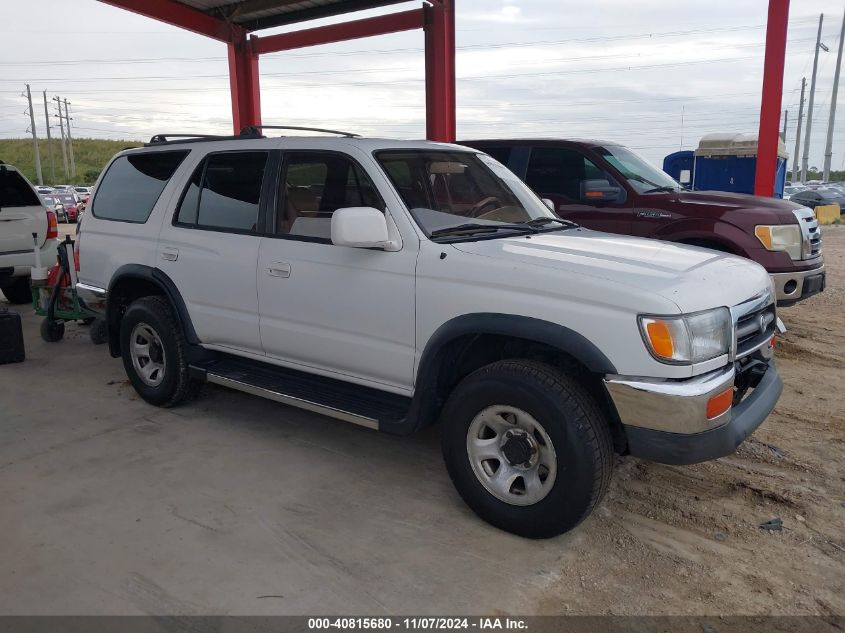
[396,313,617,435]
[106,264,199,356]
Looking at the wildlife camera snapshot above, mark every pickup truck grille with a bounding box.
[735,302,776,358]
[794,207,822,259]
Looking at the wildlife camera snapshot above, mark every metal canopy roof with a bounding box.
[178,0,408,31]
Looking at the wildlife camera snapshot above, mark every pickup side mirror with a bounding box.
[581,179,621,204]
[541,198,555,211]
[331,207,389,248]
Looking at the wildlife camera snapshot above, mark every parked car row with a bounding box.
[35,188,88,223]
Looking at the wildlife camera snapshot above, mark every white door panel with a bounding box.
[257,238,416,391]
[157,228,262,353]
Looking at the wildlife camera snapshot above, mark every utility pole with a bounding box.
[793,78,806,182]
[63,98,76,179]
[53,95,69,180]
[25,84,43,185]
[802,13,828,182]
[42,91,55,183]
[782,109,788,142]
[823,8,845,181]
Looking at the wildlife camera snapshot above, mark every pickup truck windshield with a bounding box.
[597,145,681,194]
[376,150,556,238]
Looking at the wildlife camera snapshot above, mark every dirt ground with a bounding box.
[536,226,845,616]
[0,224,843,617]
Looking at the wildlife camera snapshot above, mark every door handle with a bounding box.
[267,262,291,278]
[161,247,179,261]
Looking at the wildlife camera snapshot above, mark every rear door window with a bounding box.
[92,150,188,222]
[0,168,40,207]
[175,151,269,233]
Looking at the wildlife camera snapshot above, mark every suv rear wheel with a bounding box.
[119,296,200,407]
[1,277,32,305]
[440,359,613,538]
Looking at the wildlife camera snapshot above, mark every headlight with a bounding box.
[639,307,732,364]
[754,224,802,260]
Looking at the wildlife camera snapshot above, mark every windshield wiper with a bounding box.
[430,222,536,238]
[641,185,677,194]
[518,217,579,230]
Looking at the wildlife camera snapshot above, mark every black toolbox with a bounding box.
[0,308,25,364]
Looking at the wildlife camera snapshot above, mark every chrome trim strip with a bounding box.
[604,365,735,434]
[205,373,380,431]
[75,282,108,315]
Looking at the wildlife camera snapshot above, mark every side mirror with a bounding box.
[581,179,621,203]
[331,207,389,248]
[541,198,555,211]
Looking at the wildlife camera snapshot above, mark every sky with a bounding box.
[0,0,844,167]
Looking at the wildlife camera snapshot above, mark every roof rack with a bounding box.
[145,130,264,146]
[240,125,359,138]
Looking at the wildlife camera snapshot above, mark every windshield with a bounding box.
[597,145,680,193]
[376,150,555,237]
[56,194,76,204]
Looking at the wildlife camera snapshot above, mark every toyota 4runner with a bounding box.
[76,130,783,538]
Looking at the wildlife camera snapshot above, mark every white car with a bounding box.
[0,162,59,304]
[76,132,783,538]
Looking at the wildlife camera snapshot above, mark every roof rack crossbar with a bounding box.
[240,125,359,138]
[145,129,264,146]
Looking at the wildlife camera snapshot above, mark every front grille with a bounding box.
[794,207,822,259]
[735,303,776,358]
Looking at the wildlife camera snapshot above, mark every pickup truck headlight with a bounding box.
[639,307,731,364]
[754,224,802,260]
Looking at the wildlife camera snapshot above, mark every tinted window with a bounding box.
[92,151,188,222]
[0,168,40,207]
[526,147,607,199]
[480,146,512,166]
[178,152,268,232]
[276,153,383,241]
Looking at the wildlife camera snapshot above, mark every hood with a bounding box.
[649,189,804,224]
[452,229,772,313]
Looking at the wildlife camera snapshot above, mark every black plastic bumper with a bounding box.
[624,361,783,465]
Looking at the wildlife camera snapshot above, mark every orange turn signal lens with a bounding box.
[754,226,773,249]
[645,320,674,358]
[706,387,734,420]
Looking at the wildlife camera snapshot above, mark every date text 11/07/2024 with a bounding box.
[307,617,529,630]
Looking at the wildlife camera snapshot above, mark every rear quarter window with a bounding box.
[92,150,189,222]
[0,168,40,207]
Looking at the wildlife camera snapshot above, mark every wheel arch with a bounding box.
[106,264,198,357]
[400,313,618,435]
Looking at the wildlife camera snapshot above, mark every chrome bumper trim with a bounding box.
[75,282,107,315]
[604,365,735,434]
[770,264,825,302]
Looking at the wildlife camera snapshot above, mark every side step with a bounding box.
[189,356,411,431]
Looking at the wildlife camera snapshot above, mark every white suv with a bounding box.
[77,131,783,538]
[0,162,59,304]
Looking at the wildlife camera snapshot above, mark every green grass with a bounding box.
[0,137,142,185]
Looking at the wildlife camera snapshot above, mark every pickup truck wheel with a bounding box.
[119,296,200,407]
[440,359,613,538]
[1,276,32,305]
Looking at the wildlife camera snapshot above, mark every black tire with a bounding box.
[40,319,65,342]
[1,276,32,304]
[89,318,108,345]
[119,295,200,407]
[440,359,614,539]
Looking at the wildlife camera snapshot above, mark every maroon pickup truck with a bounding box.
[462,139,825,306]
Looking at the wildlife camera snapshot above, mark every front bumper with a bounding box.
[771,264,825,306]
[604,359,782,465]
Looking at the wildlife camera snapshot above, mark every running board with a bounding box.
[189,356,411,432]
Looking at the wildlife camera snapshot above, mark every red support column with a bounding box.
[424,0,456,142]
[228,33,262,134]
[755,0,790,196]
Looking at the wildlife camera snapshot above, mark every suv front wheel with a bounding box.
[120,296,199,407]
[440,359,613,539]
